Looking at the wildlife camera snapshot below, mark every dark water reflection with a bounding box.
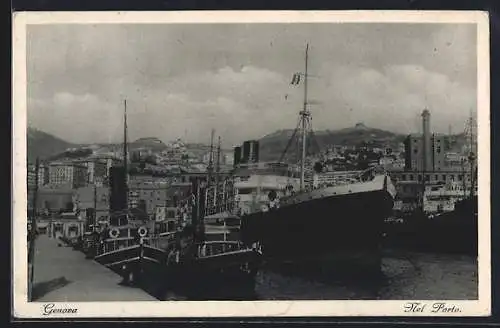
[151,251,478,301]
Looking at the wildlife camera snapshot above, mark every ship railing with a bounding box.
[146,233,176,250]
[280,166,387,199]
[98,237,137,255]
[198,240,244,257]
[97,233,176,255]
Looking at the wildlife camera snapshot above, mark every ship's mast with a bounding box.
[216,136,221,183]
[467,111,476,199]
[299,43,310,191]
[123,99,128,182]
[215,136,221,211]
[207,129,215,187]
[93,181,97,232]
[122,99,129,223]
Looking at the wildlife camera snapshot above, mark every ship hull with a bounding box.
[163,249,262,299]
[94,244,167,285]
[384,197,478,255]
[240,183,394,268]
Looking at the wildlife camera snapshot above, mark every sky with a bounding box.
[27,23,477,147]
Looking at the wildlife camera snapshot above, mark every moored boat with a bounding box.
[240,171,395,265]
[160,170,262,298]
[94,220,175,285]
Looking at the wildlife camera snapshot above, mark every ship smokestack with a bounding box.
[422,109,432,172]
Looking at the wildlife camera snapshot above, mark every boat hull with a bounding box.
[163,249,262,299]
[94,244,167,284]
[240,187,394,266]
[384,197,478,255]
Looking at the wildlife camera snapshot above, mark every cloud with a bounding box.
[318,64,475,134]
[26,23,477,145]
[28,92,123,144]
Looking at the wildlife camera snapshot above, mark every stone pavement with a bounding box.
[32,235,157,302]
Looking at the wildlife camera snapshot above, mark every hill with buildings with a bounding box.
[130,137,168,151]
[27,127,77,164]
[27,123,472,167]
[257,123,407,161]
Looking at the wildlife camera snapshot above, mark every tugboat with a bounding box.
[93,100,173,285]
[94,214,175,285]
[163,140,262,299]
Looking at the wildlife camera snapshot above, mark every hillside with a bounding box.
[258,124,406,162]
[27,128,76,164]
[130,137,168,151]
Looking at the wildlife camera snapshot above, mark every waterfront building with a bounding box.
[35,186,75,214]
[404,132,452,171]
[73,185,110,222]
[46,212,85,240]
[403,109,471,172]
[390,109,477,211]
[128,180,169,218]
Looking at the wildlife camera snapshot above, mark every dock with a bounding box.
[32,235,157,302]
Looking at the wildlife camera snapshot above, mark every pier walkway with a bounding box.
[32,235,157,302]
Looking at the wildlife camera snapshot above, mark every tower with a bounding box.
[421,109,432,172]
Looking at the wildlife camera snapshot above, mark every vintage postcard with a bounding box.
[12,11,490,318]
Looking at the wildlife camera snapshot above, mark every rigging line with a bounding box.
[307,120,321,155]
[279,115,303,163]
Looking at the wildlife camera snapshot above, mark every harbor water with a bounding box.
[152,250,477,301]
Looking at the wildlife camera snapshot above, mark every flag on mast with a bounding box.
[290,72,302,85]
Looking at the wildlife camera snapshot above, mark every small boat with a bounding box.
[94,220,176,285]
[164,238,262,298]
[160,172,262,298]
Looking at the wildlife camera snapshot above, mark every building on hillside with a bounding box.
[48,161,88,188]
[72,158,108,184]
[27,168,36,189]
[27,163,49,188]
[129,174,171,185]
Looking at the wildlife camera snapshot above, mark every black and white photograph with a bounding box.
[12,11,490,318]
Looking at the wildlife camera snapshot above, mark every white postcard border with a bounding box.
[12,10,491,318]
